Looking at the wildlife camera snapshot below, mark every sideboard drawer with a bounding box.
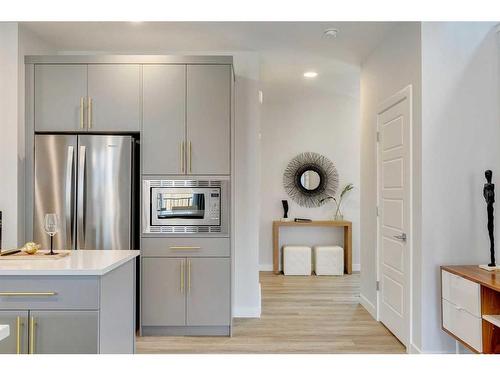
[0,276,99,310]
[442,270,481,317]
[141,237,230,257]
[442,299,482,352]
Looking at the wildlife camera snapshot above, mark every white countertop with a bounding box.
[0,325,9,342]
[0,250,140,276]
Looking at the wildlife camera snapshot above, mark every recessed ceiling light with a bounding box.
[323,28,339,39]
[303,71,318,78]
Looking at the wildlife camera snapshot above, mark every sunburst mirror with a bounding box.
[283,152,339,207]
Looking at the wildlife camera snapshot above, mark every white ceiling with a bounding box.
[21,22,400,96]
[21,22,396,64]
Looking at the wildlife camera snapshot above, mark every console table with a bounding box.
[441,265,500,353]
[272,220,352,275]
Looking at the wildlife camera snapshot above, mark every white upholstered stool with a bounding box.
[283,246,312,275]
[313,246,344,275]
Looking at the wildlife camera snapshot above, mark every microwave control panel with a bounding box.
[209,189,221,220]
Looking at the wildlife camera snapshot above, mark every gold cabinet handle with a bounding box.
[87,97,92,129]
[180,260,184,293]
[16,316,21,354]
[80,97,85,129]
[188,141,192,173]
[188,259,191,293]
[180,142,185,173]
[29,317,35,354]
[169,246,201,250]
[0,292,57,297]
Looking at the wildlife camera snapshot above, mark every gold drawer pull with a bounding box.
[30,317,35,354]
[180,260,185,293]
[169,246,201,250]
[80,97,85,129]
[188,259,191,293]
[16,316,22,354]
[0,292,57,297]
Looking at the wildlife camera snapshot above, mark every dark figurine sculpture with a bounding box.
[484,170,496,267]
[282,200,289,219]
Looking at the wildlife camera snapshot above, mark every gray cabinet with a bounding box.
[34,64,87,132]
[87,64,142,132]
[34,64,141,132]
[187,65,231,175]
[0,311,28,354]
[142,64,231,175]
[30,310,98,354]
[0,259,136,354]
[142,65,186,174]
[187,258,231,326]
[142,258,186,326]
[141,257,230,331]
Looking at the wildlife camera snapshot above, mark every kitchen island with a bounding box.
[0,250,139,354]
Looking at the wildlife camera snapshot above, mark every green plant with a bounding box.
[320,183,354,219]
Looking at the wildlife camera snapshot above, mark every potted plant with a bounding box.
[320,183,354,220]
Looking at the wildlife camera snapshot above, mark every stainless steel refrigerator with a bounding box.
[34,134,134,250]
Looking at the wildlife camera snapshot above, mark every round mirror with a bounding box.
[300,170,321,191]
[283,152,339,207]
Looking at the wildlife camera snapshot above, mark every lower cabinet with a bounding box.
[142,257,231,333]
[0,311,29,354]
[187,258,231,326]
[142,258,186,326]
[30,311,98,354]
[0,310,98,354]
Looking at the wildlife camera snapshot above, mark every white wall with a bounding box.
[360,22,422,349]
[231,53,262,317]
[421,22,499,353]
[0,23,56,250]
[259,75,361,271]
[0,23,19,249]
[17,25,56,244]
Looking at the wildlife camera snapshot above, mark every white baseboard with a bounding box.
[409,343,422,354]
[233,306,261,318]
[260,263,361,272]
[259,263,273,271]
[233,283,262,318]
[359,293,377,319]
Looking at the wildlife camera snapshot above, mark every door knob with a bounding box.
[393,233,407,241]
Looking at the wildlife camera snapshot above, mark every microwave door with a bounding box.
[156,192,205,220]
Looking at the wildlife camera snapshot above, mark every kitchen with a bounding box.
[0,54,234,353]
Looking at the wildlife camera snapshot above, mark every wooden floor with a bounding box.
[136,272,406,354]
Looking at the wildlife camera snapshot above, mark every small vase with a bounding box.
[334,214,344,221]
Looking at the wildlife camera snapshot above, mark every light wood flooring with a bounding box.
[136,272,405,354]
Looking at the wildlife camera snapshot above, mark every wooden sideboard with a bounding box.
[441,265,500,353]
[272,220,352,275]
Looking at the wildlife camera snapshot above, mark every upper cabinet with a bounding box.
[143,65,186,175]
[87,65,141,132]
[187,65,231,175]
[34,65,87,132]
[34,64,141,132]
[142,64,231,175]
[32,59,232,175]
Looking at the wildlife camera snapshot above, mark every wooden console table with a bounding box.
[272,220,352,275]
[441,265,500,353]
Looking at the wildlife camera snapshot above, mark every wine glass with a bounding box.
[44,213,59,255]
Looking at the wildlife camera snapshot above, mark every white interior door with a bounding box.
[377,86,412,348]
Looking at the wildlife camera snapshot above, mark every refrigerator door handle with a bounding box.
[65,146,74,249]
[77,146,86,249]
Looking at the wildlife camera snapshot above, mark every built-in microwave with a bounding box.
[142,177,230,236]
